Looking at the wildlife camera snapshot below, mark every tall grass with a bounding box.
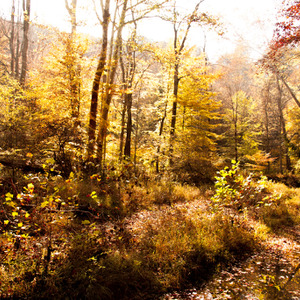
[1,166,299,299]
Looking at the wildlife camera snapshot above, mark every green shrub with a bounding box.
[211,160,270,211]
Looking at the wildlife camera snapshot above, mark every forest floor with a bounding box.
[1,170,300,299]
[99,190,300,299]
[160,208,300,299]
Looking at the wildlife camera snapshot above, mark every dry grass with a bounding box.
[0,171,299,299]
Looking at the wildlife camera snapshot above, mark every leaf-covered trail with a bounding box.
[162,224,300,299]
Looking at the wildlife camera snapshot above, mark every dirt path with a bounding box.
[162,225,300,299]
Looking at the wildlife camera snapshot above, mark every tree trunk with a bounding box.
[87,0,110,160]
[123,36,136,158]
[170,62,179,137]
[119,95,127,161]
[263,82,271,173]
[156,99,168,173]
[65,0,77,35]
[65,0,81,125]
[169,59,179,165]
[276,76,292,172]
[279,74,300,108]
[20,0,30,86]
[124,92,133,157]
[15,8,21,80]
[10,0,15,75]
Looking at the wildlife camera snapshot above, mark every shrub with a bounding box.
[211,160,270,211]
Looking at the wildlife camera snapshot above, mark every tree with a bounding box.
[214,44,260,162]
[270,0,300,52]
[0,0,23,78]
[27,25,92,176]
[159,0,220,164]
[255,66,297,173]
[264,0,300,108]
[173,56,221,182]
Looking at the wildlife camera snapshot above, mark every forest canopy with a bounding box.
[0,0,299,179]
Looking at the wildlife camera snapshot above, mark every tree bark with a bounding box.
[124,34,136,158]
[124,92,133,157]
[20,0,30,86]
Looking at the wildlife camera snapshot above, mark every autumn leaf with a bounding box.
[28,183,34,193]
[12,211,18,218]
[41,201,49,208]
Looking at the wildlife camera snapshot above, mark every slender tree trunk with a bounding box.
[65,0,82,126]
[279,74,300,108]
[119,95,127,161]
[65,0,77,35]
[124,40,136,158]
[169,61,179,164]
[87,0,110,160]
[281,115,292,171]
[20,0,30,86]
[170,62,179,137]
[231,94,239,162]
[263,83,271,173]
[10,0,15,75]
[124,92,133,157]
[156,99,168,173]
[134,103,140,168]
[14,1,21,79]
[234,120,238,162]
[276,76,291,172]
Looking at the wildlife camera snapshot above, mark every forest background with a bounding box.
[0,0,299,299]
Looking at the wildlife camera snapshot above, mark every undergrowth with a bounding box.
[0,163,299,299]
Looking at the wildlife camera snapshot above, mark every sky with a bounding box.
[0,0,282,61]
